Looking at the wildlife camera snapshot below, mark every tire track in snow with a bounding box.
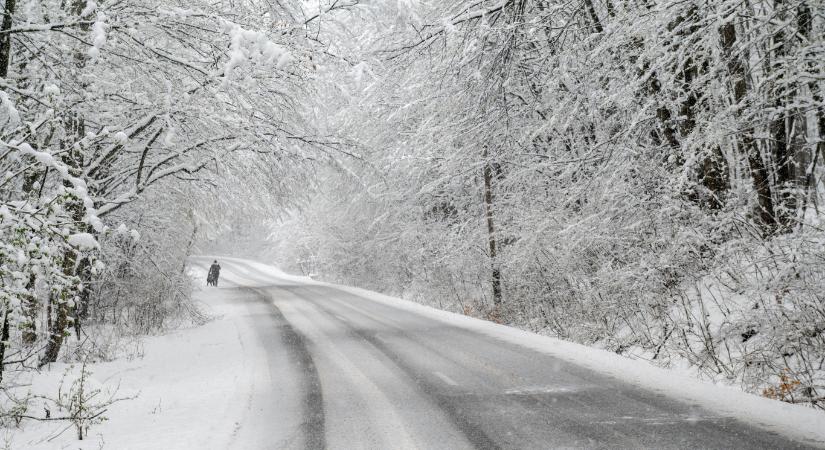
[249,288,326,450]
[285,286,501,450]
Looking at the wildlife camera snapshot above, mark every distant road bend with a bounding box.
[190,257,819,450]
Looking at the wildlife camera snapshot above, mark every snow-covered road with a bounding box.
[187,257,822,449]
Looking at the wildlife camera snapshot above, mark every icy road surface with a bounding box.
[190,257,822,450]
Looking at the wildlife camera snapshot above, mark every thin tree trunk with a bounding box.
[0,0,17,78]
[40,288,70,366]
[22,274,37,345]
[720,21,777,233]
[41,113,86,366]
[797,2,820,216]
[676,13,730,209]
[583,0,603,33]
[604,0,615,18]
[700,147,730,210]
[181,209,199,274]
[21,160,42,346]
[42,230,81,365]
[74,256,92,339]
[0,307,10,383]
[769,0,804,232]
[483,148,503,306]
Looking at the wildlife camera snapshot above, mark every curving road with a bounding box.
[192,257,818,450]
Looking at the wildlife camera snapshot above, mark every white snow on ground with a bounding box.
[7,265,299,450]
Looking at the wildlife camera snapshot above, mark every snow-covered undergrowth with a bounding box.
[503,224,825,408]
[0,225,204,445]
[0,283,283,449]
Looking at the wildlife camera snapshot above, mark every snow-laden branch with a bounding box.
[85,114,159,178]
[0,20,96,35]
[3,142,103,233]
[383,0,512,57]
[303,0,362,25]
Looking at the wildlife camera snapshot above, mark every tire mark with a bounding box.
[249,288,326,450]
[282,286,500,450]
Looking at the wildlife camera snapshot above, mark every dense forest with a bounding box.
[271,0,825,407]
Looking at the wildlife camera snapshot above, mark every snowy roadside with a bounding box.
[3,275,292,450]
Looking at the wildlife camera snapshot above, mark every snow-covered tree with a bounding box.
[0,0,357,384]
[273,0,825,407]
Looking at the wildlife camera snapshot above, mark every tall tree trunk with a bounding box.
[181,209,199,274]
[0,0,17,78]
[74,256,92,338]
[483,148,503,306]
[669,6,730,209]
[700,147,730,210]
[796,2,820,216]
[769,0,806,232]
[20,154,43,346]
[604,0,615,18]
[682,53,730,209]
[677,21,730,210]
[42,245,79,366]
[720,20,777,233]
[40,113,86,366]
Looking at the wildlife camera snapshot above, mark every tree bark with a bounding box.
[40,288,70,367]
[720,21,777,233]
[41,113,86,366]
[483,148,503,306]
[22,273,37,345]
[769,0,806,232]
[0,307,10,383]
[42,251,78,367]
[583,0,603,33]
[74,256,92,338]
[796,2,821,215]
[0,0,17,78]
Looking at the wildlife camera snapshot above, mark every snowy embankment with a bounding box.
[6,265,293,449]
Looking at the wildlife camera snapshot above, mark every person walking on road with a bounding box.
[207,260,221,286]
